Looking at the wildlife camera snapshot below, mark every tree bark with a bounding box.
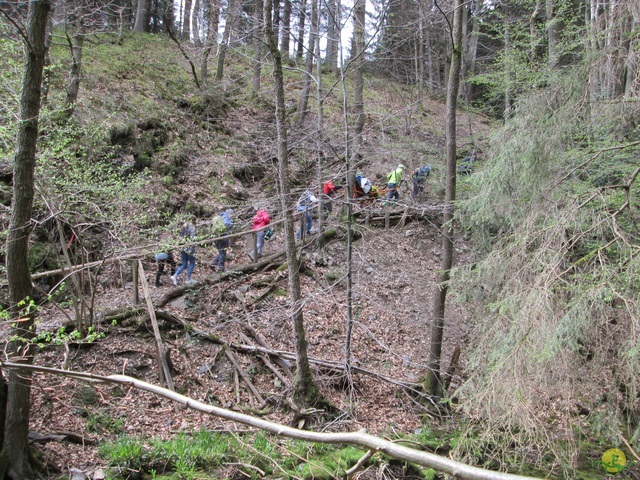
[546,0,560,68]
[281,0,291,58]
[251,0,264,95]
[461,0,481,103]
[200,0,221,85]
[295,0,317,126]
[133,0,148,32]
[183,0,193,40]
[216,0,236,81]
[325,0,340,76]
[0,1,51,478]
[295,0,307,58]
[426,0,462,398]
[61,5,85,122]
[351,0,365,164]
[263,0,322,407]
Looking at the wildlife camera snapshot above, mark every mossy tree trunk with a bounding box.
[0,1,51,478]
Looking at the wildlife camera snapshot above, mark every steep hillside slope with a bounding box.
[1,32,494,478]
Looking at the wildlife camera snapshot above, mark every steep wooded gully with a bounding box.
[20,201,480,478]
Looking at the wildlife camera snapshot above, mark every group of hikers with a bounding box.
[154,206,271,287]
[154,159,454,287]
[353,163,432,203]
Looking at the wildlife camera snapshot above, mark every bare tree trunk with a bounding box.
[351,0,365,165]
[133,0,148,32]
[417,2,425,106]
[426,29,435,96]
[263,0,322,406]
[192,0,200,44]
[463,0,481,103]
[504,17,513,120]
[426,0,462,398]
[61,5,85,122]
[460,0,481,102]
[296,0,317,126]
[325,0,340,76]
[625,14,638,97]
[183,0,193,40]
[295,0,307,58]
[252,0,264,96]
[0,1,50,478]
[216,0,236,81]
[163,0,174,32]
[315,24,326,242]
[200,0,221,85]
[546,0,560,68]
[281,0,291,58]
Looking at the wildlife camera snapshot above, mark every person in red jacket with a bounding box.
[250,207,270,261]
[322,179,343,213]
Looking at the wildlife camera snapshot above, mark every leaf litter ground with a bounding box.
[18,208,473,478]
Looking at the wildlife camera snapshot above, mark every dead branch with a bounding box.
[345,449,374,479]
[155,249,287,308]
[138,260,175,396]
[2,362,542,480]
[28,430,97,445]
[224,347,266,406]
[239,332,290,388]
[239,321,294,380]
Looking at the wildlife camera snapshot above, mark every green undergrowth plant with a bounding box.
[99,429,440,479]
[452,56,640,475]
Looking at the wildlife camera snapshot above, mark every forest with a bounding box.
[0,0,639,478]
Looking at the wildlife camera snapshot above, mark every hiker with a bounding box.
[249,207,270,261]
[154,244,176,288]
[210,209,234,272]
[458,151,476,175]
[411,165,431,200]
[296,187,318,239]
[322,179,343,213]
[171,222,196,285]
[386,163,405,201]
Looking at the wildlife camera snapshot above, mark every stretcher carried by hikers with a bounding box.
[353,174,384,205]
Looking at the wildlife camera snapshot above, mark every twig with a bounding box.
[224,347,265,405]
[619,434,640,463]
[345,449,374,479]
[239,333,290,388]
[163,14,200,89]
[1,362,544,480]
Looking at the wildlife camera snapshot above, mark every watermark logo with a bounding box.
[602,448,627,475]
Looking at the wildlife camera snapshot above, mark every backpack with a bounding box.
[264,227,274,241]
[211,216,227,236]
[457,156,475,175]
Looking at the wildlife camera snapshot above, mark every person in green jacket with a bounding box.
[386,164,405,201]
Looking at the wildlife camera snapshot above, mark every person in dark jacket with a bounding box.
[154,249,176,287]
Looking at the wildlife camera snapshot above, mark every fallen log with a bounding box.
[6,363,543,480]
[156,249,287,308]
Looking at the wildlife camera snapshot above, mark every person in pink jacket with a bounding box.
[250,208,270,261]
